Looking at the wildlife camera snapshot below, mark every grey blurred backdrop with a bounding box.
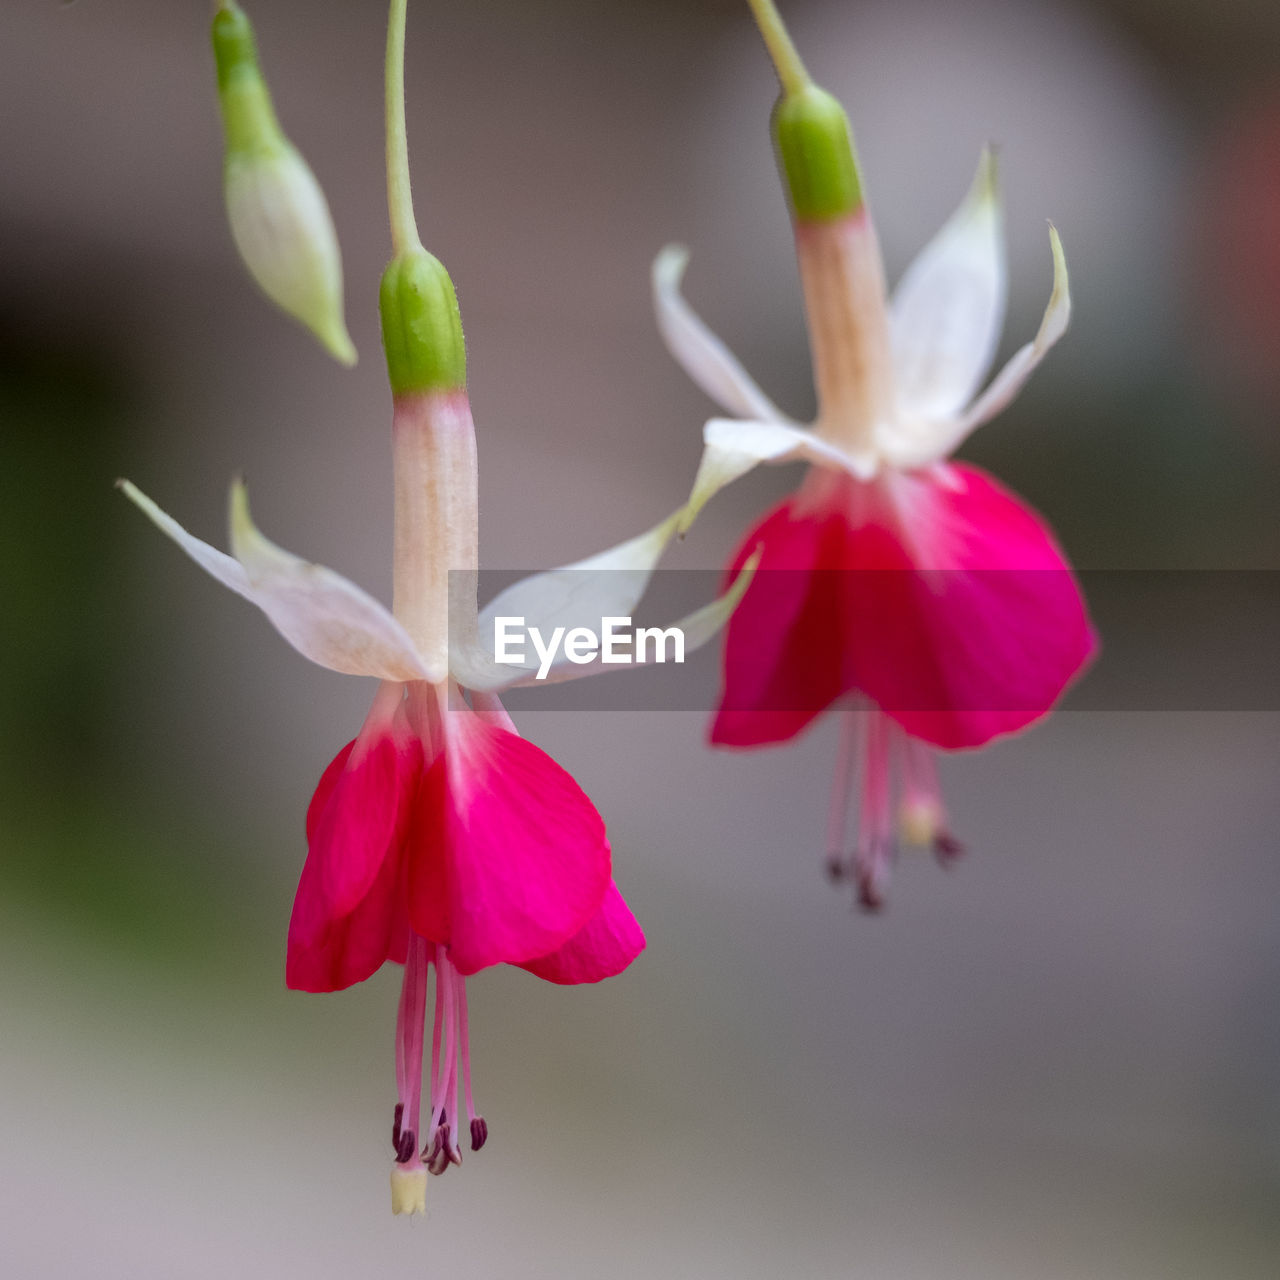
[3,0,1279,1276]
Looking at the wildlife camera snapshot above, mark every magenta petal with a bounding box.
[847,464,1097,748]
[517,879,646,984]
[710,464,1096,751]
[305,739,354,842]
[711,493,849,747]
[410,711,612,976]
[309,723,421,921]
[285,704,420,993]
[286,824,410,993]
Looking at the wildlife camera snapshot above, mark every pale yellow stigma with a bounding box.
[899,798,942,849]
[390,1165,427,1216]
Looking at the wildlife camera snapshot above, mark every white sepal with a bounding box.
[119,478,432,683]
[118,480,254,602]
[477,549,763,691]
[680,417,875,535]
[226,481,435,681]
[889,148,1005,421]
[879,224,1071,469]
[451,512,683,691]
[652,246,787,424]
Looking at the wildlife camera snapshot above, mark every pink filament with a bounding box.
[458,976,476,1125]
[825,707,860,862]
[855,711,893,901]
[428,944,456,1142]
[393,932,430,1159]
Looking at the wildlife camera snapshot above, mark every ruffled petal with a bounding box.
[652,246,787,422]
[119,479,432,682]
[285,688,422,992]
[890,148,1005,421]
[285,830,410,992]
[408,707,612,975]
[713,463,1095,750]
[878,225,1071,470]
[517,880,646,984]
[845,463,1096,748]
[305,683,422,922]
[711,490,853,747]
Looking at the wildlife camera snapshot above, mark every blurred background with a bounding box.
[3,0,1279,1275]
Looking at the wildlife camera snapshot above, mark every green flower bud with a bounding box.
[212,2,356,365]
[379,250,467,396]
[771,84,863,223]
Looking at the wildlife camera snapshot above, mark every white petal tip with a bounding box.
[322,327,358,367]
[975,145,1000,204]
[1039,224,1071,348]
[653,243,691,286]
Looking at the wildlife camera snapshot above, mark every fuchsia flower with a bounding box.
[120,0,741,1215]
[654,2,1096,907]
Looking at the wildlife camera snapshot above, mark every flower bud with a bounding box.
[771,84,863,222]
[379,249,467,396]
[212,2,356,365]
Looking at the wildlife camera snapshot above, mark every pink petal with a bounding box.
[712,464,1096,750]
[517,879,646,984]
[308,723,421,921]
[305,739,355,842]
[408,710,612,975]
[286,818,411,993]
[846,463,1096,748]
[285,703,420,993]
[711,494,850,747]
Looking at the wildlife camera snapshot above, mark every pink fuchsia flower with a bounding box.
[119,0,744,1216]
[653,0,1096,908]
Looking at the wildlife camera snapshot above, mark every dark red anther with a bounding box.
[469,1117,488,1152]
[934,833,965,864]
[395,1128,417,1164]
[426,1126,453,1176]
[855,869,885,913]
[824,852,846,883]
[392,1102,404,1150]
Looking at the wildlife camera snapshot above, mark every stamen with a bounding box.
[426,1125,453,1176]
[396,1127,417,1164]
[854,711,894,912]
[393,933,430,1150]
[458,974,486,1151]
[427,944,456,1144]
[898,732,964,863]
[403,935,429,1139]
[426,944,446,1141]
[447,1045,462,1165]
[824,707,859,882]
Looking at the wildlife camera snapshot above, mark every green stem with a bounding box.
[385,0,422,254]
[745,0,811,96]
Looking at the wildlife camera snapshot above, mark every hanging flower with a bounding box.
[120,0,746,1214]
[653,0,1096,907]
